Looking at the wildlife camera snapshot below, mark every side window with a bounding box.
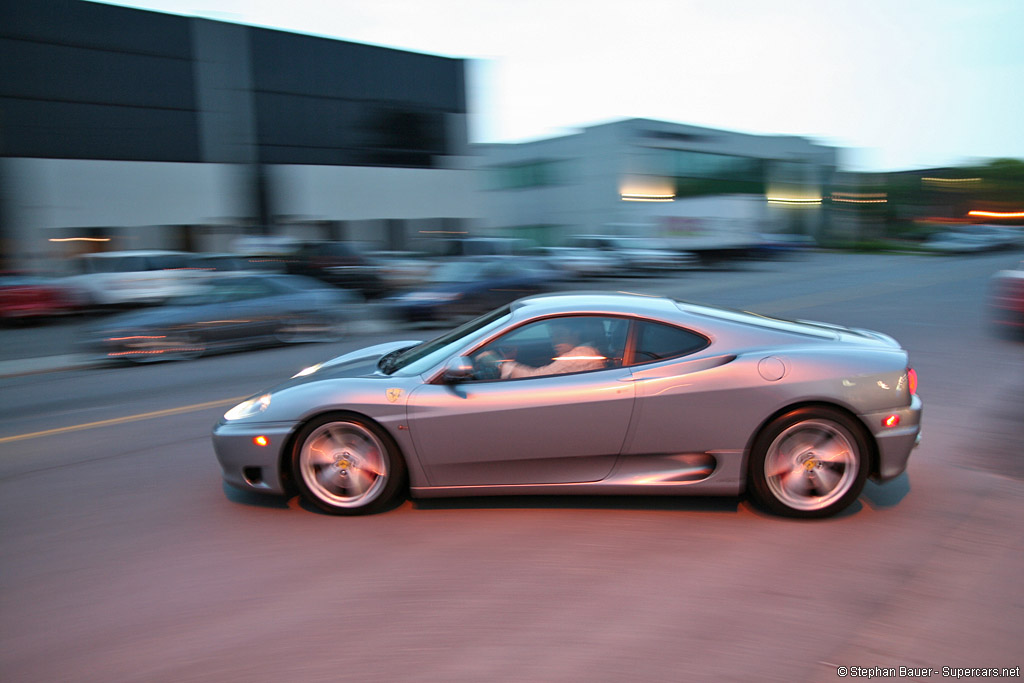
[470,316,628,380]
[630,321,708,364]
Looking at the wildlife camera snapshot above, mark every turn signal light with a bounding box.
[253,435,269,447]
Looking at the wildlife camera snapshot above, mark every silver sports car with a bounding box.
[213,292,922,518]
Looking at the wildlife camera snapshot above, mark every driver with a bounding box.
[498,320,606,379]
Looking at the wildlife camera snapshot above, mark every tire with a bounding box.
[290,414,407,515]
[747,407,870,518]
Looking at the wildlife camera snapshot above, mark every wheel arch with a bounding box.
[276,408,410,497]
[743,400,880,479]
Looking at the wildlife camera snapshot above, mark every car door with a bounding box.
[406,316,636,487]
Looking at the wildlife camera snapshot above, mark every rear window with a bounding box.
[631,321,709,363]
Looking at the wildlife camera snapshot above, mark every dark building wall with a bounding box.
[0,0,202,161]
[0,0,467,168]
[248,28,465,167]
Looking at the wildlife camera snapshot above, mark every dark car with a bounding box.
[387,256,553,323]
[83,273,360,362]
[285,241,388,298]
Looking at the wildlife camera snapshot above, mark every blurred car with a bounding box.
[366,251,435,290]
[536,246,618,280]
[990,260,1024,331]
[284,241,388,298]
[427,237,535,258]
[83,273,360,362]
[567,235,697,273]
[0,273,84,321]
[192,253,288,273]
[925,226,1021,253]
[213,291,922,519]
[387,255,552,323]
[59,250,208,307]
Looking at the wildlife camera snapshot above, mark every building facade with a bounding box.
[476,118,837,255]
[0,0,480,270]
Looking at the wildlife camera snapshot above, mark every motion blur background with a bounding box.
[1,0,1022,285]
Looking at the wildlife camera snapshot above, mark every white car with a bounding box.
[925,226,1022,253]
[60,250,208,307]
[537,247,619,279]
[568,235,698,273]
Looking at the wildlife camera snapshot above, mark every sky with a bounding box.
[94,0,1024,172]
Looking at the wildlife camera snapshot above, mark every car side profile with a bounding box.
[213,292,921,518]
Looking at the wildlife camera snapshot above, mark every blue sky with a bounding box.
[93,0,1024,172]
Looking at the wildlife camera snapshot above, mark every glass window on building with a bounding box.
[486,160,569,190]
[671,150,766,198]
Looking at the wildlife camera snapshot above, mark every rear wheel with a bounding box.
[291,414,406,515]
[748,407,869,518]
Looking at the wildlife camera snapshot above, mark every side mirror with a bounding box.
[441,356,475,383]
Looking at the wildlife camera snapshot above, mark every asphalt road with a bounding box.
[1,250,1022,682]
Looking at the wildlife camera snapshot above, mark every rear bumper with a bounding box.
[862,394,923,482]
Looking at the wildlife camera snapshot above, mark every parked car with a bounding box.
[82,273,360,362]
[567,235,697,273]
[535,246,618,280]
[426,237,534,258]
[213,291,922,518]
[990,260,1024,332]
[192,253,288,273]
[366,251,436,290]
[284,241,388,298]
[925,226,1021,253]
[387,255,553,323]
[59,250,208,307]
[0,273,84,321]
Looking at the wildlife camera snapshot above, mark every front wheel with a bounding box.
[747,407,870,518]
[290,414,407,515]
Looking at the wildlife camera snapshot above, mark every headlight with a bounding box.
[224,393,271,421]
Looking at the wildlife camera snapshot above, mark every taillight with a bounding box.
[907,367,918,395]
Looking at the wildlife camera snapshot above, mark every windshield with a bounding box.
[383,305,512,376]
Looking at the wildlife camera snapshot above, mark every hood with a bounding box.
[285,339,423,386]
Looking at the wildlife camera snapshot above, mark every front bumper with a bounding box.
[862,394,923,482]
[212,420,296,494]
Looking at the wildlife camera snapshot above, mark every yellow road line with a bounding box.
[0,395,251,444]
